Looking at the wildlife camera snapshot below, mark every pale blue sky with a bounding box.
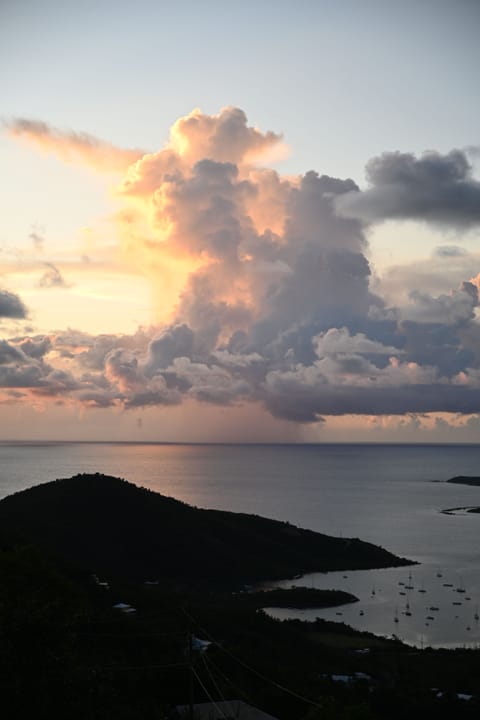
[2,0,479,180]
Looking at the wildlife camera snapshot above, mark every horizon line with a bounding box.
[2,440,480,447]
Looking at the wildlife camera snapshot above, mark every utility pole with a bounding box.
[189,629,194,720]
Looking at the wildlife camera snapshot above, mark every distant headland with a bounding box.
[0,473,412,588]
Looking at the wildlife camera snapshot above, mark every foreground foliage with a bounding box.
[0,475,479,719]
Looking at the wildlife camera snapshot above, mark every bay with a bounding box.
[1,441,480,648]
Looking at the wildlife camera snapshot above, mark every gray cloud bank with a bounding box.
[3,107,480,423]
[336,149,480,229]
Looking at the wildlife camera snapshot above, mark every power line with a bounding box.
[202,653,253,706]
[211,639,321,708]
[200,652,229,704]
[183,609,321,709]
[192,667,230,720]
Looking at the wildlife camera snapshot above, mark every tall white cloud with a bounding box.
[4,107,480,425]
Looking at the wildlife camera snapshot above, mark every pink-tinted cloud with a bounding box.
[4,107,480,427]
[5,117,144,172]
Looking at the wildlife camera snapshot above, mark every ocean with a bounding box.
[2,441,480,649]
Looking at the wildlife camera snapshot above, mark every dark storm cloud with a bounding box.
[336,150,480,229]
[399,321,475,376]
[262,375,480,423]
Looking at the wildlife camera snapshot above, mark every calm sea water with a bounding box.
[2,441,480,648]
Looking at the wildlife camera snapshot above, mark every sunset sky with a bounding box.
[1,0,480,442]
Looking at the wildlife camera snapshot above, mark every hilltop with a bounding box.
[0,473,411,587]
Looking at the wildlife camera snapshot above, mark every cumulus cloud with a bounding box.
[0,289,28,318]
[145,324,194,371]
[168,106,284,165]
[16,336,51,359]
[4,117,144,172]
[401,281,478,325]
[5,107,480,425]
[313,328,401,357]
[336,149,480,229]
[0,340,24,364]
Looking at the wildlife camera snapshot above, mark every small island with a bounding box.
[241,587,358,610]
[441,505,480,515]
[447,476,480,487]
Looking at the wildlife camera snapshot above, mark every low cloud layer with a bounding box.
[4,107,480,425]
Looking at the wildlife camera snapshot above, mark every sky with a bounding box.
[1,0,480,442]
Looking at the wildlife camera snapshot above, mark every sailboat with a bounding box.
[456,575,466,593]
[405,599,412,617]
[474,607,479,621]
[405,571,414,590]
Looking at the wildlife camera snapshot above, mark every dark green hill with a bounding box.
[0,473,411,586]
